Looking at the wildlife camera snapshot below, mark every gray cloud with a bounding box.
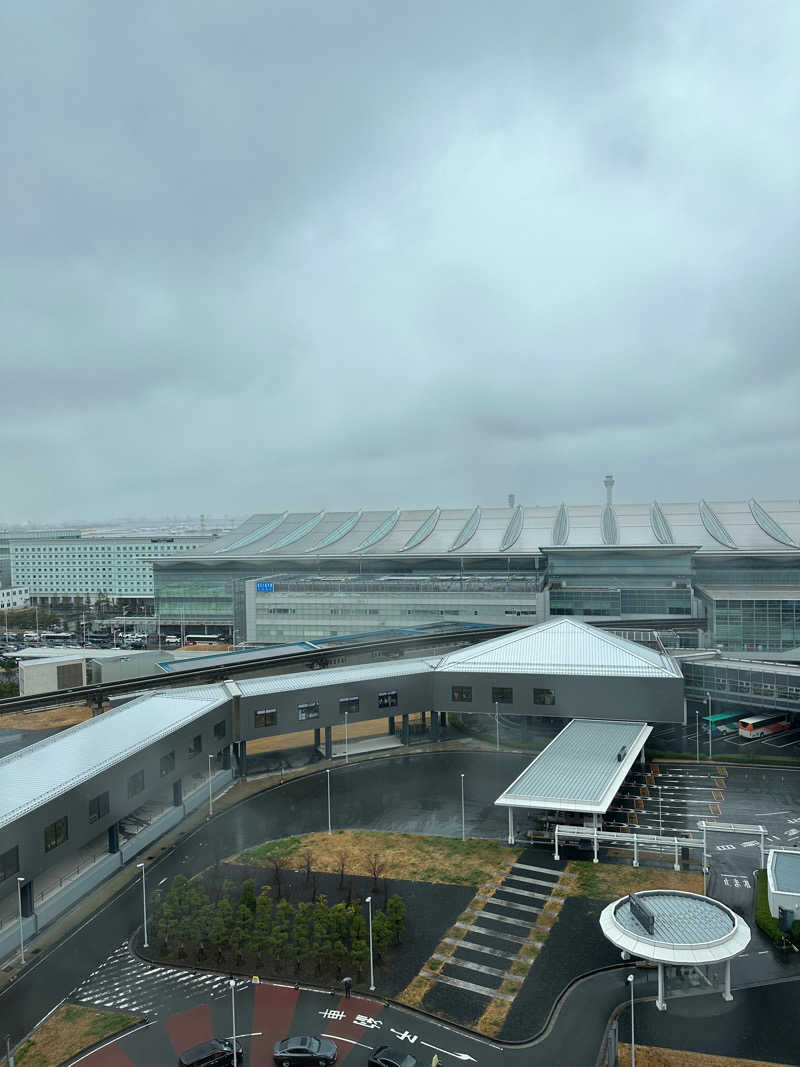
[2,1,800,523]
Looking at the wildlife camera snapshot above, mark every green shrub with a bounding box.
[755,869,784,946]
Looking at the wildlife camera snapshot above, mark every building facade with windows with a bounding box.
[152,486,800,653]
[10,534,214,606]
[0,586,29,611]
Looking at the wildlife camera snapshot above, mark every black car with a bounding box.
[273,1035,338,1067]
[368,1047,418,1067]
[178,1036,245,1066]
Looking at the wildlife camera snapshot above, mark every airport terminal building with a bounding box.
[152,483,800,653]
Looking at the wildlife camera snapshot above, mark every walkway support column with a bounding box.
[439,711,447,729]
[324,726,332,760]
[239,739,247,778]
[313,728,320,747]
[388,715,395,735]
[108,822,120,854]
[656,962,666,1011]
[633,834,639,868]
[554,826,560,861]
[431,712,440,741]
[401,714,409,745]
[507,807,515,845]
[723,959,733,1001]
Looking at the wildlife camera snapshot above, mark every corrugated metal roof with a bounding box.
[615,893,733,944]
[436,618,682,677]
[0,686,228,830]
[236,657,434,697]
[495,719,652,813]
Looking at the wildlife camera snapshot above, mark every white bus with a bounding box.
[184,634,223,645]
[738,714,791,739]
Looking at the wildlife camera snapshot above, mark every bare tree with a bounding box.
[271,856,284,899]
[302,849,313,885]
[335,851,348,890]
[366,850,386,892]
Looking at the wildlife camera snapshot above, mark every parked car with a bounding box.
[368,1047,418,1067]
[273,1036,338,1067]
[178,1036,244,1066]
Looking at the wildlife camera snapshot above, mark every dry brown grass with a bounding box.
[10,1002,143,1066]
[232,829,521,886]
[475,997,514,1036]
[618,1046,794,1067]
[246,718,390,754]
[565,860,704,901]
[0,704,93,730]
[395,974,434,1010]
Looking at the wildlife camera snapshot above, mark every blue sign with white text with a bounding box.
[256,581,274,592]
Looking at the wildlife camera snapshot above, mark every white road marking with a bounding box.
[752,811,790,817]
[322,1035,375,1050]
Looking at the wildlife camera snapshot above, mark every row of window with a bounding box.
[254,692,399,728]
[451,685,556,706]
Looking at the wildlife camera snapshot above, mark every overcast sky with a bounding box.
[3,2,800,524]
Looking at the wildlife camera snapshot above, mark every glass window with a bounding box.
[339,696,359,715]
[534,688,556,706]
[492,687,513,704]
[255,708,278,728]
[127,769,145,797]
[451,685,473,703]
[378,691,399,709]
[214,719,226,739]
[0,845,19,882]
[89,791,110,823]
[298,702,319,721]
[44,816,69,852]
[160,750,175,777]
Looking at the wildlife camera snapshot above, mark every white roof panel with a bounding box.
[0,686,228,830]
[236,657,434,697]
[495,719,652,813]
[436,618,682,677]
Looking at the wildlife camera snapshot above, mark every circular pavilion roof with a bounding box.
[599,890,751,965]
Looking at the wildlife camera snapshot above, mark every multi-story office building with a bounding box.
[0,529,81,588]
[10,534,214,607]
[0,586,29,611]
[152,481,800,652]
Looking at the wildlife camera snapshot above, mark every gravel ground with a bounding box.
[499,896,620,1041]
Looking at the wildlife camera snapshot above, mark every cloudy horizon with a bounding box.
[3,2,800,525]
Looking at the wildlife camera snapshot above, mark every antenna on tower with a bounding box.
[603,475,615,507]
[508,493,516,509]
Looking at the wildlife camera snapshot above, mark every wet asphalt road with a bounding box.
[2,748,800,1065]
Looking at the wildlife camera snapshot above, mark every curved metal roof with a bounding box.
[355,510,400,551]
[601,505,619,546]
[216,513,287,553]
[261,511,325,552]
[307,511,362,552]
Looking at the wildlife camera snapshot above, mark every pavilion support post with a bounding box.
[593,826,599,864]
[759,829,765,871]
[633,834,639,868]
[656,962,667,1011]
[723,959,733,1002]
[507,807,515,846]
[554,827,560,861]
[674,837,680,872]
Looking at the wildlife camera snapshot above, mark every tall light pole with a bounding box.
[627,973,636,1067]
[344,709,349,765]
[229,979,238,1067]
[707,691,712,759]
[326,768,332,835]
[695,709,700,763]
[365,895,375,992]
[460,773,465,842]
[208,753,214,817]
[495,701,500,752]
[16,876,25,964]
[136,862,149,948]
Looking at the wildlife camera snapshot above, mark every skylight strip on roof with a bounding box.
[749,499,798,548]
[699,500,737,549]
[601,506,619,545]
[260,512,325,552]
[449,506,481,552]
[403,507,441,550]
[500,506,524,551]
[216,514,287,553]
[650,501,674,545]
[306,511,362,552]
[552,503,569,546]
[354,510,400,551]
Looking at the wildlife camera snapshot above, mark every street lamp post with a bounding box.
[627,973,636,1067]
[229,979,238,1067]
[658,783,663,838]
[707,692,712,760]
[208,753,214,818]
[16,876,25,965]
[136,863,149,948]
[695,709,700,763]
[495,701,500,752]
[365,895,375,991]
[460,773,465,842]
[326,768,332,835]
[344,709,349,764]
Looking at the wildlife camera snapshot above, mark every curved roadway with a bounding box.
[0,750,723,1064]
